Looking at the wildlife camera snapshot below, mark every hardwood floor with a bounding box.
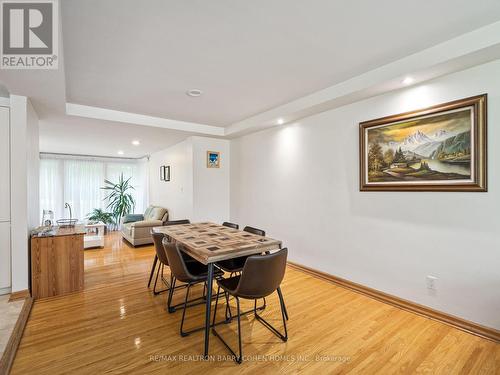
[12,233,498,374]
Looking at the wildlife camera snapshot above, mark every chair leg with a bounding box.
[236,297,242,363]
[153,264,171,295]
[277,289,288,340]
[277,287,289,321]
[212,295,243,364]
[177,282,225,336]
[180,283,192,337]
[164,266,172,290]
[168,279,221,314]
[254,291,288,342]
[147,254,158,288]
[225,291,232,322]
[211,285,221,327]
[226,296,265,319]
[153,263,172,296]
[252,298,266,316]
[152,262,160,294]
[167,276,177,313]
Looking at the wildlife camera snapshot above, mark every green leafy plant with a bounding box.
[86,208,114,225]
[101,174,136,229]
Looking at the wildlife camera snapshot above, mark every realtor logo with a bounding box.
[1,0,58,69]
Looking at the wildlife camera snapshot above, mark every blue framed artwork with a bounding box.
[207,151,220,168]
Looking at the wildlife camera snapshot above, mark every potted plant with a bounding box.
[86,208,114,233]
[101,173,136,230]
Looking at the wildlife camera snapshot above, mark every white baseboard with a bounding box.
[0,287,12,296]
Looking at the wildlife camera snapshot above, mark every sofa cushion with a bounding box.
[130,219,163,228]
[144,206,154,219]
[144,206,157,220]
[147,207,167,221]
[123,214,144,223]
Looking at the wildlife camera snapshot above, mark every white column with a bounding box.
[10,95,39,293]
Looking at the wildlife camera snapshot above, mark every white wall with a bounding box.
[0,104,11,295]
[148,136,230,223]
[10,95,39,293]
[192,137,230,223]
[27,100,40,229]
[149,139,193,219]
[230,59,500,330]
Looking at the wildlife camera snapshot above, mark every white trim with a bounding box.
[0,97,10,106]
[0,286,11,296]
[65,103,225,136]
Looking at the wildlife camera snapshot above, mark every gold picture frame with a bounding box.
[207,151,220,168]
[359,94,487,192]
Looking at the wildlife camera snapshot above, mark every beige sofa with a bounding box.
[120,205,169,246]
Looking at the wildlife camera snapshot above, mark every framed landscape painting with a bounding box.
[359,94,487,191]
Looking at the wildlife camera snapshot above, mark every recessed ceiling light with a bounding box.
[132,140,140,146]
[186,88,203,97]
[402,76,414,85]
[117,150,124,155]
[277,118,284,125]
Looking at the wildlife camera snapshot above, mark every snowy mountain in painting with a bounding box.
[413,141,441,157]
[401,130,432,150]
[432,129,450,140]
[383,128,467,158]
[385,129,461,157]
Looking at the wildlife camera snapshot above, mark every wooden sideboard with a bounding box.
[31,227,85,299]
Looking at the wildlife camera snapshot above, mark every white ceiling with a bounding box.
[62,0,500,126]
[39,115,189,158]
[1,0,500,157]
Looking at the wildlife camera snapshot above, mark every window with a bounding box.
[39,156,148,223]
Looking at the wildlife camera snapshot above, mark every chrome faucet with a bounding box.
[64,202,73,220]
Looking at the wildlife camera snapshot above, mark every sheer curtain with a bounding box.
[105,161,148,213]
[39,159,64,219]
[39,156,148,223]
[63,160,105,220]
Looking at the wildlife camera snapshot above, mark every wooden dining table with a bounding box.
[152,222,282,357]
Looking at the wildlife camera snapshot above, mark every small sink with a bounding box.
[56,219,78,228]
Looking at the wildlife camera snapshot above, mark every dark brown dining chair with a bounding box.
[212,248,289,363]
[216,225,268,320]
[216,225,265,274]
[165,219,191,226]
[163,238,224,336]
[151,231,171,295]
[222,221,239,230]
[242,226,265,237]
[150,231,195,295]
[147,219,191,289]
[241,226,288,320]
[152,231,214,313]
[216,222,242,273]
